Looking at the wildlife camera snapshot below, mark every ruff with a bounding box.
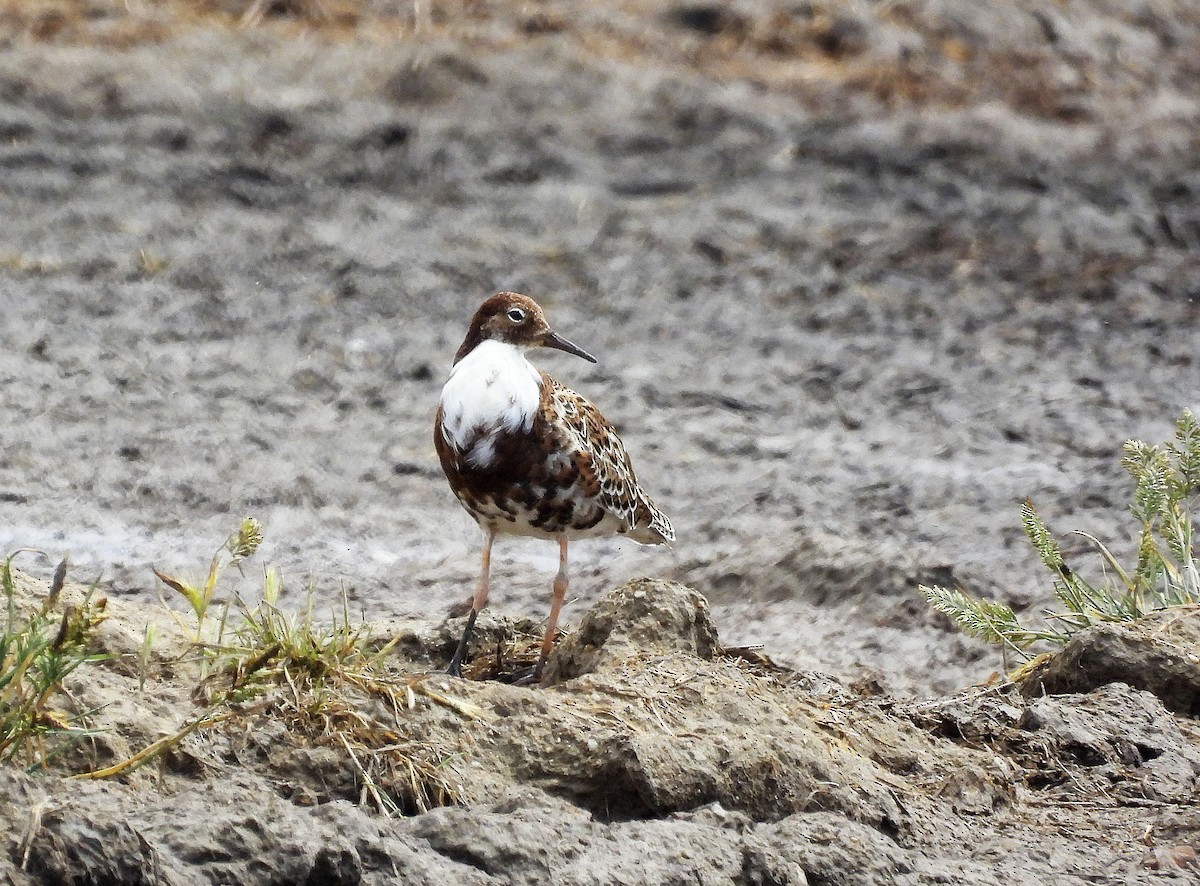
[434,292,673,679]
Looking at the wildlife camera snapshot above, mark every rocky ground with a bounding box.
[2,571,1199,885]
[0,0,1198,882]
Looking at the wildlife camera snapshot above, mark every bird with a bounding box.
[434,292,674,681]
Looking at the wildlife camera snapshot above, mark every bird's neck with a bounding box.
[454,332,528,365]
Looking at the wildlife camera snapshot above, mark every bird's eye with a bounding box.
[506,308,526,323]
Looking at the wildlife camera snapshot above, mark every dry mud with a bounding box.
[0,0,1197,695]
[0,0,1199,882]
[2,572,1199,885]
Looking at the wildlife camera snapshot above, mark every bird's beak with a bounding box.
[542,331,598,363]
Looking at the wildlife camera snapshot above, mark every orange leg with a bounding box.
[532,535,569,680]
[448,527,495,677]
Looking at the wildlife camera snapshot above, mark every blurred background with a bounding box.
[0,0,1197,694]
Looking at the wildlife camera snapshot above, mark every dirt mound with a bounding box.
[1019,608,1200,717]
[2,571,1198,884]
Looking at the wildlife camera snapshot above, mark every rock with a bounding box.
[542,579,719,685]
[1018,610,1200,716]
[384,51,489,105]
[16,776,493,886]
[401,795,752,886]
[471,653,908,829]
[1019,683,1200,804]
[748,813,911,886]
[23,777,355,886]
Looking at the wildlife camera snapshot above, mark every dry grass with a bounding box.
[0,519,485,815]
[89,519,481,813]
[459,627,551,682]
[2,0,1186,125]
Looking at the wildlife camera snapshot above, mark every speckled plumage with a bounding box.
[535,373,674,544]
[435,292,673,679]
[436,368,673,545]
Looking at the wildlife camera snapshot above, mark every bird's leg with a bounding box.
[448,527,494,677]
[531,535,569,682]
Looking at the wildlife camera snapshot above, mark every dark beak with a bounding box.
[542,331,598,363]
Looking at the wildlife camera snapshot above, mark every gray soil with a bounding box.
[3,572,1200,885]
[1,0,1199,883]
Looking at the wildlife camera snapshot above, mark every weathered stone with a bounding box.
[3,578,1200,886]
[542,579,719,685]
[1020,683,1200,804]
[1019,610,1200,716]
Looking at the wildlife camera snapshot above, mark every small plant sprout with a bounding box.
[154,517,264,638]
[923,409,1200,665]
[262,564,282,608]
[138,624,156,692]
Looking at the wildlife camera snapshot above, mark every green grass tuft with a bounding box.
[923,409,1200,663]
[98,520,474,814]
[0,553,109,767]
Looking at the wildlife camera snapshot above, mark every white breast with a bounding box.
[439,340,542,468]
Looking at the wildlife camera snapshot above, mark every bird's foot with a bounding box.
[511,667,541,686]
[446,609,479,678]
[511,652,548,687]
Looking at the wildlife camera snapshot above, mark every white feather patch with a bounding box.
[439,340,542,468]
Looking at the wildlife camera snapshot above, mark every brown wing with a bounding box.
[540,374,674,544]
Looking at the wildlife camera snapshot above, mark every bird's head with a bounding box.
[455,292,597,364]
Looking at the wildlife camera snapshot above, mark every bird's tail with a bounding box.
[628,503,675,546]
